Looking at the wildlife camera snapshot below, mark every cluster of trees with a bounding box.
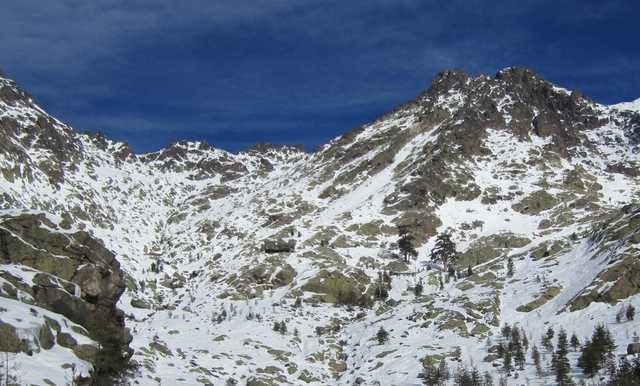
[495,324,528,374]
[373,270,392,301]
[272,320,288,335]
[397,228,459,273]
[616,304,636,323]
[244,310,263,322]
[610,355,640,384]
[577,324,617,378]
[422,358,494,386]
[550,328,572,385]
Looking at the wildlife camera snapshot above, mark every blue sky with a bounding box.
[1,0,639,153]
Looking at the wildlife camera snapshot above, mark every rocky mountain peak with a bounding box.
[1,68,639,385]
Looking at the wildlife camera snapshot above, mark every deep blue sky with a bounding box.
[1,1,639,153]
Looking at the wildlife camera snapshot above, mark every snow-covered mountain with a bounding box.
[0,68,638,385]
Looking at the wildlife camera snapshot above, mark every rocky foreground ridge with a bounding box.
[0,68,638,385]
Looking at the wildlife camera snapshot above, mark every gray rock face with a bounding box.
[263,239,296,253]
[0,213,132,375]
[628,343,640,355]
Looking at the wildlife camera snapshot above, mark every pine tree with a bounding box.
[521,328,529,351]
[592,323,616,365]
[376,326,389,345]
[496,342,505,359]
[551,329,572,386]
[532,345,543,376]
[374,281,389,300]
[482,372,493,386]
[511,327,521,346]
[578,324,617,379]
[423,359,449,386]
[422,363,440,386]
[414,279,424,297]
[570,333,580,352]
[430,232,457,271]
[398,225,418,262]
[467,264,473,277]
[454,366,472,386]
[503,348,513,374]
[470,367,481,385]
[577,339,599,378]
[626,304,636,321]
[514,340,526,370]
[438,358,450,382]
[507,257,514,277]
[542,327,555,352]
[501,323,512,339]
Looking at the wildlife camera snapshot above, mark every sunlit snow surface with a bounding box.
[0,74,638,385]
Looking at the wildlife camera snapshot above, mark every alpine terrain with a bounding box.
[0,67,639,385]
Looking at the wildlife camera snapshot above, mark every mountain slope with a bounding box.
[0,69,639,385]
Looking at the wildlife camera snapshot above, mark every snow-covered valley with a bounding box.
[0,68,639,385]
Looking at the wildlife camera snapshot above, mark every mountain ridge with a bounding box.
[0,67,639,385]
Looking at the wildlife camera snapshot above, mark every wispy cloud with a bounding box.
[1,0,638,152]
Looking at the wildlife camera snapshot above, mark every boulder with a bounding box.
[0,320,28,353]
[263,239,296,253]
[38,324,55,350]
[627,343,640,355]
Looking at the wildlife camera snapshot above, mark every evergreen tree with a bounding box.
[626,304,636,321]
[507,257,514,277]
[542,327,555,352]
[570,333,580,352]
[422,363,441,386]
[454,366,473,386]
[414,279,424,297]
[501,323,512,339]
[376,326,389,345]
[511,327,521,346]
[467,264,473,277]
[430,232,457,271]
[514,340,526,370]
[551,329,572,386]
[592,324,616,363]
[398,226,418,262]
[470,367,481,386]
[438,358,450,382]
[423,359,449,386]
[503,348,513,374]
[482,372,493,386]
[577,339,599,378]
[496,342,505,360]
[578,324,617,379]
[521,329,529,351]
[374,281,389,301]
[531,345,543,376]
